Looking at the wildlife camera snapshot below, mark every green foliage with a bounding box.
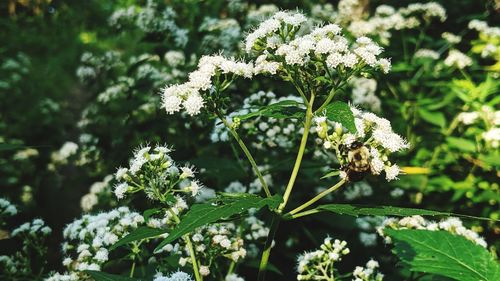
[317,204,492,221]
[386,229,500,281]
[237,100,305,120]
[154,194,282,251]
[324,101,357,133]
[85,270,137,281]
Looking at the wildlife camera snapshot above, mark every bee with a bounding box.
[340,141,371,182]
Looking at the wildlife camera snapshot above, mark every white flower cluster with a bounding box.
[457,106,500,148]
[400,2,446,22]
[353,259,384,281]
[444,49,473,69]
[199,17,242,54]
[76,51,122,83]
[153,271,193,281]
[245,4,279,27]
[11,218,52,237]
[223,172,273,196]
[96,82,130,104]
[13,147,39,160]
[344,2,446,45]
[469,20,500,38]
[356,216,385,247]
[113,145,203,201]
[225,273,245,281]
[414,48,440,60]
[482,128,500,148]
[0,198,17,218]
[134,0,188,47]
[53,207,145,277]
[378,216,487,248]
[245,11,307,53]
[50,142,78,165]
[175,223,247,277]
[80,175,113,212]
[442,32,461,44]
[314,106,409,182]
[268,23,390,73]
[297,237,350,280]
[164,51,186,68]
[162,55,254,116]
[211,91,303,150]
[350,77,381,112]
[343,181,373,200]
[146,196,189,228]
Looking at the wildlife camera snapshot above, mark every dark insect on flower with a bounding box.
[340,141,371,182]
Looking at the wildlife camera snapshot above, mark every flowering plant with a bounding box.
[1,1,499,281]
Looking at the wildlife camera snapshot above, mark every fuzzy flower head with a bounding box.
[161,55,254,116]
[314,106,408,182]
[352,259,385,281]
[377,216,487,247]
[114,144,203,202]
[296,237,350,280]
[54,207,144,278]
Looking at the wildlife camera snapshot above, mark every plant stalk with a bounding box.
[278,93,315,212]
[287,179,346,216]
[168,208,203,281]
[257,214,281,281]
[218,113,272,198]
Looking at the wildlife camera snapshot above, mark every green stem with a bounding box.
[287,179,346,216]
[168,209,203,281]
[217,113,272,198]
[285,209,321,220]
[129,260,136,278]
[257,214,281,281]
[315,87,336,114]
[278,93,315,212]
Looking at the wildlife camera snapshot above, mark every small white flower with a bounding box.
[114,183,129,199]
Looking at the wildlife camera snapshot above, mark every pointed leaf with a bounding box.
[324,101,356,133]
[317,204,493,221]
[110,227,167,251]
[154,194,282,252]
[385,229,500,281]
[237,100,305,120]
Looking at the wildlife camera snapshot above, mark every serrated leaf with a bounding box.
[385,229,500,281]
[110,227,167,250]
[324,101,356,133]
[447,137,476,152]
[317,204,493,221]
[154,194,282,252]
[418,108,446,128]
[84,270,137,281]
[237,100,305,120]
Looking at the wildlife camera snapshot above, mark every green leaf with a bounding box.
[110,227,167,250]
[418,108,446,128]
[320,170,340,179]
[317,204,493,221]
[154,194,282,252]
[237,100,305,120]
[84,271,137,281]
[385,229,500,281]
[143,208,161,222]
[447,137,476,152]
[478,153,500,168]
[324,101,357,133]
